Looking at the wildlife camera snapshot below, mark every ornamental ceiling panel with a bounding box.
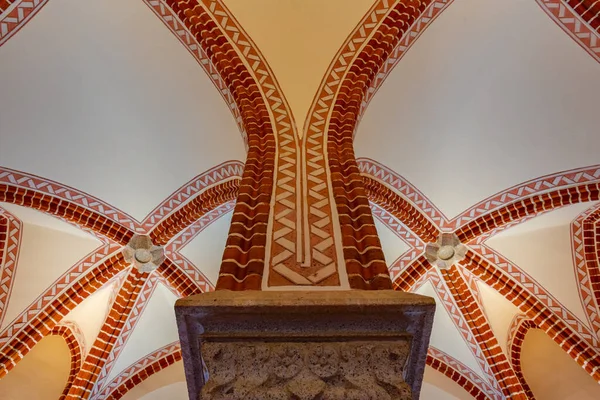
[521,328,600,399]
[104,283,179,387]
[476,280,521,356]
[415,281,488,381]
[0,205,100,331]
[61,282,116,354]
[223,0,376,130]
[355,0,600,219]
[486,202,596,328]
[178,210,233,286]
[0,0,245,221]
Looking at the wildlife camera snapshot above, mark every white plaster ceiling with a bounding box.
[0,204,101,331]
[179,210,234,287]
[106,283,179,384]
[0,0,246,221]
[486,202,597,326]
[355,0,600,219]
[476,281,521,356]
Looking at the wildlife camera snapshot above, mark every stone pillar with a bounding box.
[176,291,434,400]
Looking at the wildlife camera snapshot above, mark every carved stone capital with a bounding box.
[200,341,412,400]
[175,291,435,400]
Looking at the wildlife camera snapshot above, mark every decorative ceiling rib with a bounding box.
[50,322,85,400]
[507,315,538,399]
[0,162,242,381]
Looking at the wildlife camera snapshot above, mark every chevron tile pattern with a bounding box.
[0,208,21,328]
[461,250,600,381]
[428,347,503,400]
[97,342,181,400]
[442,266,527,397]
[537,0,600,62]
[90,275,160,398]
[65,268,148,399]
[0,0,48,46]
[423,268,502,392]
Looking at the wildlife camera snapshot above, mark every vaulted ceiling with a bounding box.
[1,0,600,399]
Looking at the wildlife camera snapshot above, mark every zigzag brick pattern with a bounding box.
[142,1,248,144]
[426,270,499,389]
[427,347,502,400]
[358,158,447,228]
[442,265,527,398]
[141,161,243,231]
[89,275,160,398]
[301,0,393,289]
[460,251,600,381]
[370,203,425,280]
[536,0,600,62]
[0,208,21,327]
[150,180,239,245]
[364,176,439,242]
[65,267,147,399]
[0,168,144,233]
[455,183,600,243]
[451,166,600,231]
[194,1,306,288]
[0,184,134,244]
[0,254,128,379]
[0,1,13,14]
[0,0,48,46]
[98,342,181,400]
[472,243,598,347]
[356,0,453,131]
[0,243,121,346]
[506,315,538,399]
[358,0,600,143]
[51,323,85,400]
[163,0,276,291]
[393,253,431,291]
[327,0,433,289]
[564,0,600,32]
[156,257,201,297]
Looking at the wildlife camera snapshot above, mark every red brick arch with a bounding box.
[0,164,243,381]
[51,322,86,400]
[0,207,22,328]
[427,347,502,400]
[506,315,538,399]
